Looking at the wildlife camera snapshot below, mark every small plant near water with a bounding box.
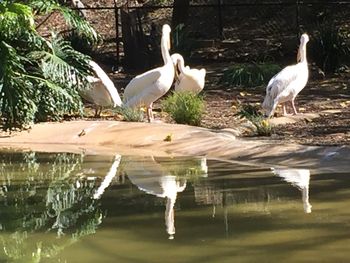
[220,63,281,87]
[236,104,273,136]
[162,91,205,126]
[115,106,144,122]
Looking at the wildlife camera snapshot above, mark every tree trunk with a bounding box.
[172,0,190,30]
[121,7,149,70]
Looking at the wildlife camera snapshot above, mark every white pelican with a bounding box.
[123,24,174,122]
[272,168,312,213]
[170,53,206,94]
[80,60,122,117]
[262,33,309,118]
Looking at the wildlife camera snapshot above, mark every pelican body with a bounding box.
[123,24,174,122]
[262,33,309,118]
[80,60,122,116]
[171,53,206,94]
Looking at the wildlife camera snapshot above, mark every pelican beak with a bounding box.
[297,47,301,62]
[174,64,180,84]
[168,39,171,50]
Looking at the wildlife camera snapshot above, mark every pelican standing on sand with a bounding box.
[80,60,122,117]
[123,24,174,122]
[170,53,206,94]
[262,33,309,118]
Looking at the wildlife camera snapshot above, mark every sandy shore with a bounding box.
[0,120,348,171]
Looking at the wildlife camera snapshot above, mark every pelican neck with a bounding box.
[161,33,172,65]
[176,55,186,73]
[298,42,308,64]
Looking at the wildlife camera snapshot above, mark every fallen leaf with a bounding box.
[78,129,86,137]
[164,134,172,142]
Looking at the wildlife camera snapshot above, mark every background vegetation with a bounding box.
[0,0,98,130]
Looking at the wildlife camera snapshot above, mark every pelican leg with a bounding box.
[282,103,288,116]
[174,65,180,85]
[147,103,154,122]
[94,106,102,118]
[291,99,298,115]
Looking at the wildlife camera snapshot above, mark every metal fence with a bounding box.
[67,1,350,68]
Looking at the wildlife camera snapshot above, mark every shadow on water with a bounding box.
[0,150,350,262]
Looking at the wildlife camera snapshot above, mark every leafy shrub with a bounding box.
[309,21,350,74]
[115,106,144,122]
[64,30,101,56]
[236,104,273,136]
[220,63,281,87]
[0,1,96,130]
[162,91,205,126]
[34,83,83,122]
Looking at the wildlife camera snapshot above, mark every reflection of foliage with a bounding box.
[220,63,281,87]
[0,152,103,262]
[156,157,208,181]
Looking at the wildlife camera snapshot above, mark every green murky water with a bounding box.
[0,151,349,263]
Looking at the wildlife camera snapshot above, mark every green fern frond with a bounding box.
[29,34,91,89]
[28,0,99,44]
[0,41,37,129]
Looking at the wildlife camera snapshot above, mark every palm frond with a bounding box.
[0,2,35,39]
[0,41,37,130]
[29,34,91,89]
[28,0,99,44]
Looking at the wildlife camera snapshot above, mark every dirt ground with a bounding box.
[82,61,350,147]
[33,1,350,147]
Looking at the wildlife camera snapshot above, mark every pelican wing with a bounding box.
[123,68,162,102]
[175,68,206,93]
[266,64,299,98]
[88,60,122,107]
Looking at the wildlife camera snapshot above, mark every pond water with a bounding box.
[0,151,350,262]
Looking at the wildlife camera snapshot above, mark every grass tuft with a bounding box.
[162,91,205,126]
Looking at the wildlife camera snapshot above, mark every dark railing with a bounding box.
[67,1,350,67]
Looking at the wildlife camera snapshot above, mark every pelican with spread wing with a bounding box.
[80,60,122,117]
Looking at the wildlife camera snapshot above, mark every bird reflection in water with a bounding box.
[272,168,312,213]
[124,156,208,239]
[93,155,122,200]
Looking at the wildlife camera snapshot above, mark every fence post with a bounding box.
[217,0,223,39]
[296,0,300,37]
[114,0,120,66]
